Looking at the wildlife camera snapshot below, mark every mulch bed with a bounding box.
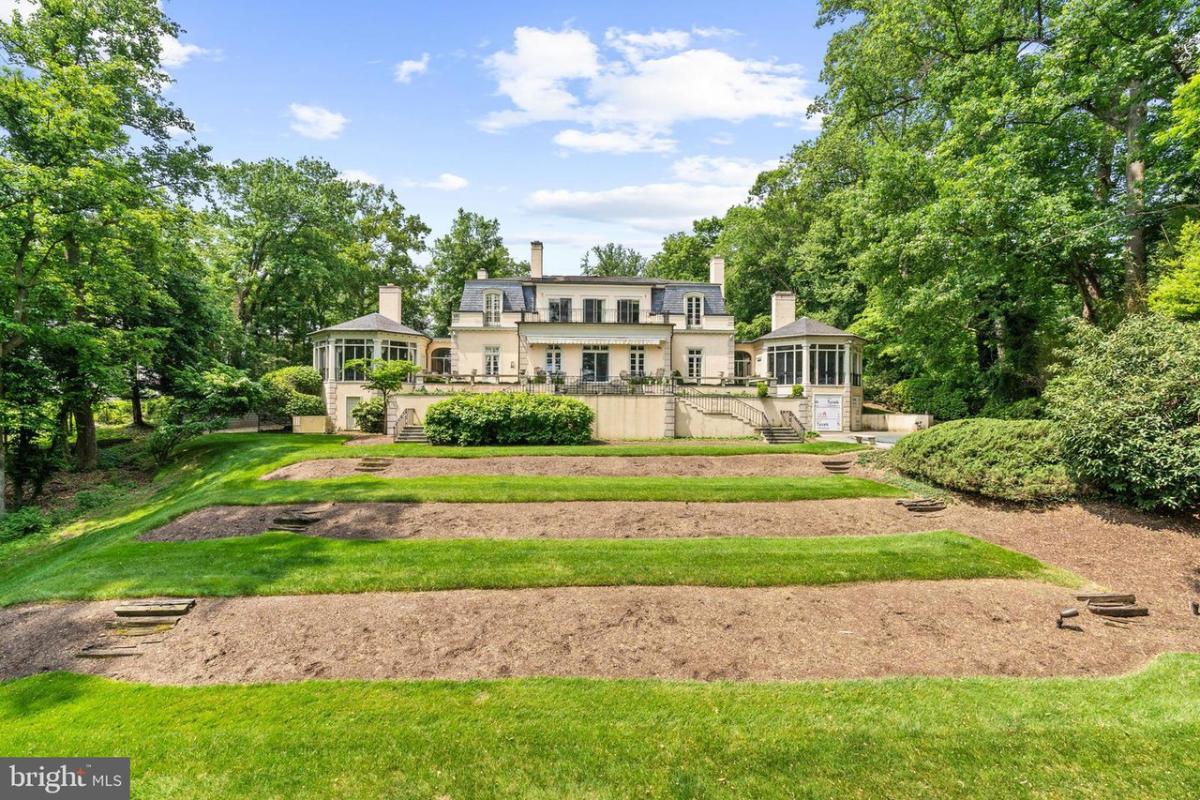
[5,580,1198,685]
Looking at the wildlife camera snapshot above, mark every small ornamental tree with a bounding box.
[1046,316,1200,510]
[345,359,419,432]
[147,366,264,465]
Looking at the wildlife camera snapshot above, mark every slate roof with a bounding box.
[458,280,531,312]
[653,284,727,315]
[310,312,428,338]
[755,317,859,341]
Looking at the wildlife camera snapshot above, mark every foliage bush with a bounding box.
[425,393,595,446]
[756,382,769,399]
[147,366,264,465]
[887,418,1076,502]
[260,366,325,419]
[979,396,1046,420]
[1045,316,1200,511]
[351,397,386,433]
[0,507,49,542]
[880,378,970,420]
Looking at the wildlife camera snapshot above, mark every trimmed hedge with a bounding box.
[352,397,386,433]
[425,393,594,446]
[887,418,1076,502]
[260,367,325,419]
[879,378,970,421]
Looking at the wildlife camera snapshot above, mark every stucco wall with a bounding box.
[861,412,932,432]
[675,404,758,438]
[670,330,735,383]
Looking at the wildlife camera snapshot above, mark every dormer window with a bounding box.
[483,291,502,327]
[685,295,703,328]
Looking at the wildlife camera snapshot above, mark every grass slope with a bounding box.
[3,656,1199,799]
[0,434,902,605]
[0,531,1066,602]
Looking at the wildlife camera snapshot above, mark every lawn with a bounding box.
[3,656,1199,799]
[0,434,903,605]
[0,530,1069,603]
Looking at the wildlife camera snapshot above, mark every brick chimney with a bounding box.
[531,241,544,279]
[378,285,402,322]
[708,256,725,294]
[770,291,796,332]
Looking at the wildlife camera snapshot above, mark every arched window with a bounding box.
[483,291,502,326]
[734,351,752,378]
[685,294,703,328]
[431,348,451,374]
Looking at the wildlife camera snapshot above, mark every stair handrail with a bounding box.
[781,409,806,437]
[393,407,418,440]
[674,384,769,430]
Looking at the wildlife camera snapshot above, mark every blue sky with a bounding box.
[111,2,836,272]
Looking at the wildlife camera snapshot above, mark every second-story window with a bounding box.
[583,298,605,323]
[686,295,703,328]
[617,299,640,323]
[629,345,645,377]
[484,291,501,326]
[484,346,500,376]
[544,345,562,374]
[687,348,703,380]
[548,298,572,322]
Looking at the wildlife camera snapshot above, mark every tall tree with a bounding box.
[0,0,209,485]
[579,244,647,277]
[207,159,429,370]
[428,209,526,336]
[647,218,724,282]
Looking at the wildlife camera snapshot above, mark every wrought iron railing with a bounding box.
[517,374,675,395]
[675,385,769,429]
[520,308,670,324]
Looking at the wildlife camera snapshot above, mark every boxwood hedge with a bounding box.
[887,418,1076,503]
[424,393,595,446]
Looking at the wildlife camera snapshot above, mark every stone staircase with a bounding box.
[759,426,804,444]
[393,407,429,443]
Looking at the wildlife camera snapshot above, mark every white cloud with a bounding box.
[288,103,348,140]
[394,53,430,83]
[0,0,33,18]
[339,169,380,185]
[604,27,691,61]
[708,132,735,146]
[403,172,469,191]
[159,34,215,68]
[670,155,777,186]
[527,181,750,234]
[481,26,815,147]
[553,128,675,154]
[481,27,599,132]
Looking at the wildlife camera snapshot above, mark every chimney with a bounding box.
[708,256,725,294]
[378,284,402,322]
[770,291,796,332]
[476,268,489,280]
[531,241,544,279]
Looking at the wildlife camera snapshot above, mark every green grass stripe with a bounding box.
[0,531,1068,603]
[3,655,1199,798]
[238,474,906,504]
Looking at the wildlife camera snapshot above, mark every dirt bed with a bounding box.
[144,499,924,542]
[5,580,1198,685]
[262,454,853,480]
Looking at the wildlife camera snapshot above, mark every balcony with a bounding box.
[520,308,669,324]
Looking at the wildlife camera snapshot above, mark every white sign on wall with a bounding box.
[813,395,843,432]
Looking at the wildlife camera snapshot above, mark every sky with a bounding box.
[9,0,837,273]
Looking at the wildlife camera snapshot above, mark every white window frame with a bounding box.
[734,350,751,378]
[617,298,641,324]
[548,297,572,322]
[483,291,502,327]
[484,346,500,376]
[545,345,562,374]
[686,347,703,380]
[629,345,645,377]
[583,298,605,323]
[381,339,416,364]
[685,295,703,328]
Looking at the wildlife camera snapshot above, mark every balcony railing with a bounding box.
[520,308,668,324]
[516,373,676,395]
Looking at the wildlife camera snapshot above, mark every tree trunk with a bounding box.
[1071,263,1104,324]
[130,367,146,428]
[1123,90,1148,311]
[0,428,6,517]
[73,404,98,471]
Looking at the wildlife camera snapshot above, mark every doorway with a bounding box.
[582,347,609,382]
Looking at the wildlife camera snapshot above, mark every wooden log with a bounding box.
[105,616,180,628]
[114,602,193,618]
[1075,593,1136,604]
[75,643,141,658]
[1087,605,1149,618]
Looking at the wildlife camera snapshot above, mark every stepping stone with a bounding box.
[114,599,195,618]
[106,616,181,628]
[107,622,176,637]
[76,642,141,659]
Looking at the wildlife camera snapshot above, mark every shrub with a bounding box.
[260,366,325,421]
[425,393,594,446]
[880,378,970,420]
[0,507,49,542]
[790,384,804,397]
[352,397,386,433]
[887,418,1076,502]
[756,382,769,399]
[979,396,1046,420]
[1045,315,1200,511]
